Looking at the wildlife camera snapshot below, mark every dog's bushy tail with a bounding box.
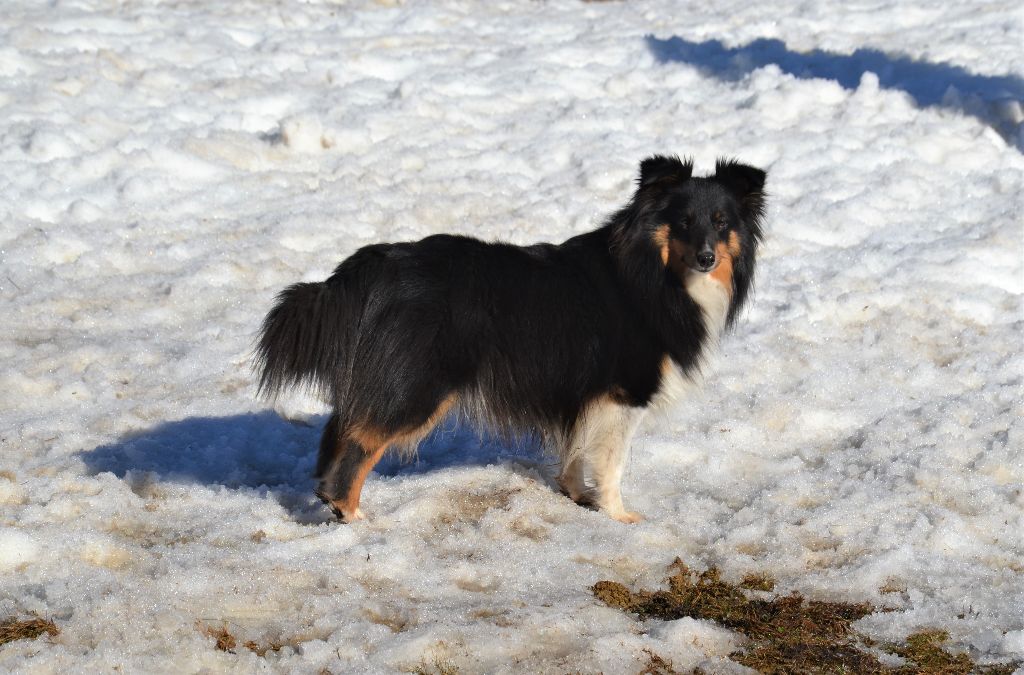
[255,280,351,401]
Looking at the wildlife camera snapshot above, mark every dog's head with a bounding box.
[611,155,766,326]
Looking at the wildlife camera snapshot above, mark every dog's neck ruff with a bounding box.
[648,270,732,416]
[684,270,731,344]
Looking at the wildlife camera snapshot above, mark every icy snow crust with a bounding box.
[1,0,1022,672]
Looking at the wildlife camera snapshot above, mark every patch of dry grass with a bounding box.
[594,559,876,673]
[593,559,1021,674]
[888,629,1018,675]
[639,648,680,674]
[411,657,458,675]
[364,604,417,632]
[410,641,459,675]
[879,578,907,595]
[468,607,514,627]
[202,623,237,652]
[242,643,284,655]
[435,487,519,527]
[198,622,284,657]
[0,616,59,646]
[891,629,973,674]
[740,573,776,592]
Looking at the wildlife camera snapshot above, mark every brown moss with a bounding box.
[0,617,59,646]
[740,573,776,592]
[974,663,1024,675]
[593,580,640,612]
[594,559,879,674]
[594,560,1022,674]
[889,630,974,674]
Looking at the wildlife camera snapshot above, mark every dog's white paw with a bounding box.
[340,507,365,523]
[608,510,644,524]
[321,494,366,524]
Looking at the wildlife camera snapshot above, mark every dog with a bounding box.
[256,155,765,523]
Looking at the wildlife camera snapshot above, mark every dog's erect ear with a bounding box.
[715,158,766,201]
[637,155,693,189]
[715,158,766,219]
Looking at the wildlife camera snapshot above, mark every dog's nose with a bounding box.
[696,250,716,270]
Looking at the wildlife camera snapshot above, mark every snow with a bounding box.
[1,0,1022,672]
[0,529,38,572]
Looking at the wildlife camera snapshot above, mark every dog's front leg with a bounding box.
[574,401,646,524]
[556,454,591,506]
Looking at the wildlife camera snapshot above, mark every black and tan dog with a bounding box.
[257,155,766,523]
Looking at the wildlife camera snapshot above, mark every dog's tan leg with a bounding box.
[322,433,389,523]
[575,398,646,524]
[319,395,457,523]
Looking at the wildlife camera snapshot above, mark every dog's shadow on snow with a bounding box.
[646,35,1024,150]
[80,412,543,524]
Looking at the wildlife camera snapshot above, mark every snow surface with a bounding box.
[1,0,1022,672]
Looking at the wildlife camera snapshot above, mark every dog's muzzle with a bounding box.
[694,248,716,272]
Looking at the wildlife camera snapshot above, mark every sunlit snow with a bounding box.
[1,0,1021,672]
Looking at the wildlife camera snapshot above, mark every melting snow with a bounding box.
[1,0,1022,672]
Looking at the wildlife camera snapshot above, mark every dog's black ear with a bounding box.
[638,155,693,189]
[715,158,766,200]
[715,158,766,217]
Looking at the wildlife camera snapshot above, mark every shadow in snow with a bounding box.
[645,35,1024,150]
[80,411,542,522]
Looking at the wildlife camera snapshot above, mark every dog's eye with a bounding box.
[713,214,727,231]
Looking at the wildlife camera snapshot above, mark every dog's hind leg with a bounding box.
[314,412,369,522]
[317,394,457,523]
[313,410,388,522]
[572,398,646,523]
[315,413,341,487]
[318,431,389,523]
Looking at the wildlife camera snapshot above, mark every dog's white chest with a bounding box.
[685,271,731,340]
[648,273,731,416]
